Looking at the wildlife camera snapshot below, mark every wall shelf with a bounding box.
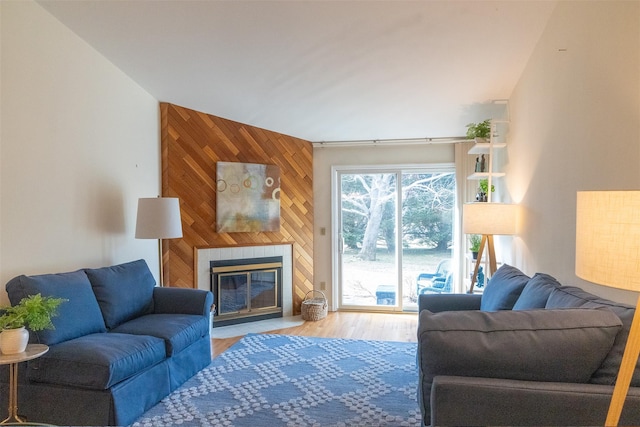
[464,114,510,293]
[467,119,508,185]
[467,172,505,180]
[468,142,507,155]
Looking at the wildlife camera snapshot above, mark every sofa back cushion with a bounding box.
[512,273,562,310]
[546,285,639,386]
[85,259,156,329]
[480,264,530,311]
[417,307,622,423]
[5,270,106,345]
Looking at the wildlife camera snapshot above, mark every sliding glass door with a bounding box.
[335,166,455,311]
[338,172,398,308]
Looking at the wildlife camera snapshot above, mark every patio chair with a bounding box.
[416,259,451,294]
[418,271,453,294]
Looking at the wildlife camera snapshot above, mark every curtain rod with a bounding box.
[312,136,469,148]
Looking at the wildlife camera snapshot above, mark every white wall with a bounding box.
[505,1,640,304]
[0,1,160,301]
[313,144,454,308]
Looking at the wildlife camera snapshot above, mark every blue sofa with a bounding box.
[418,264,640,426]
[0,259,213,426]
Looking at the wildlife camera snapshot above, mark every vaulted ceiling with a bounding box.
[38,0,557,142]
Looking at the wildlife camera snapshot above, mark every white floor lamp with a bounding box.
[135,197,183,287]
[463,202,518,293]
[576,191,640,426]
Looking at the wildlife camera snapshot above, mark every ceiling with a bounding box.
[37,0,557,143]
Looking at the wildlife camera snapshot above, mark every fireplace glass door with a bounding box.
[250,271,277,310]
[218,269,278,316]
[211,256,283,327]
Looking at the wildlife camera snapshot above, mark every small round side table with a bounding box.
[0,344,48,425]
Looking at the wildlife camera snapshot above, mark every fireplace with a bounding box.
[210,256,283,327]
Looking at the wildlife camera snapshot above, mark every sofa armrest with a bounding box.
[153,287,213,316]
[430,375,640,427]
[418,293,481,313]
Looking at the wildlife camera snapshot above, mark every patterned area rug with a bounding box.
[132,334,421,427]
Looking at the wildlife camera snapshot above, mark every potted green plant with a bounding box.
[469,234,481,259]
[466,119,492,142]
[479,179,495,195]
[476,179,495,202]
[0,293,66,354]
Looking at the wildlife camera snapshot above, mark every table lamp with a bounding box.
[576,191,640,426]
[135,197,183,286]
[463,202,518,292]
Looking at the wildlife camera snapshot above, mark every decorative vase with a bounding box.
[0,327,29,354]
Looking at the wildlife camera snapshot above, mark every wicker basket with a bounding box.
[301,290,328,321]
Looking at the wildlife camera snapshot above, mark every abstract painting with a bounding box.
[216,161,281,232]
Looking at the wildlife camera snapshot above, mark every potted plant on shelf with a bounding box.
[469,234,481,260]
[476,179,495,202]
[0,293,66,354]
[466,119,492,143]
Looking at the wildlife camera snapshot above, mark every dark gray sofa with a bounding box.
[0,259,213,426]
[418,264,640,426]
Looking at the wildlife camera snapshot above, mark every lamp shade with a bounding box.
[576,191,640,291]
[463,203,518,235]
[135,197,183,239]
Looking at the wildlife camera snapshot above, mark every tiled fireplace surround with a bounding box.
[196,245,294,325]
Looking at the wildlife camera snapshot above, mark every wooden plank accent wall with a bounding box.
[160,103,313,314]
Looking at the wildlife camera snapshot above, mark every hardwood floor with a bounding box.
[211,311,419,358]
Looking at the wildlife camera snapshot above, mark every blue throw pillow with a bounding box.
[480,264,530,311]
[513,273,562,310]
[85,259,156,329]
[5,270,107,345]
[545,285,598,308]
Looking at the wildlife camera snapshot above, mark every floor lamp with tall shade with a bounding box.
[135,197,183,287]
[463,202,518,293]
[576,191,640,426]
